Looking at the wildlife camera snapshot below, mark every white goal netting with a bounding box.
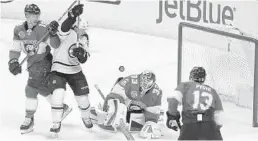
[180,24,255,109]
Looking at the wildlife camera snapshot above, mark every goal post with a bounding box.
[177,22,258,127]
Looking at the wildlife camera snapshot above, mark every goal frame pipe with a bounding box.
[177,22,258,127]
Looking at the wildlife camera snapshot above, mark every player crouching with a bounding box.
[166,66,223,140]
[91,70,164,139]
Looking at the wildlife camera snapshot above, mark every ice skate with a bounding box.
[20,117,34,134]
[82,117,93,129]
[61,104,72,121]
[50,122,61,138]
[89,107,98,124]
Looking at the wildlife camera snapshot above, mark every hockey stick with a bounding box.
[76,0,80,47]
[94,84,135,141]
[19,0,78,67]
[94,84,106,100]
[0,0,14,3]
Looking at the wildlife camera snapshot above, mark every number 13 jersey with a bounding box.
[175,81,223,123]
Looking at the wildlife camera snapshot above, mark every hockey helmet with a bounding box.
[189,66,206,83]
[140,70,156,91]
[24,4,41,15]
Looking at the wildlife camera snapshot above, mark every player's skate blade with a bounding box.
[50,122,61,138]
[61,104,72,121]
[20,117,34,134]
[82,118,93,129]
[21,127,34,134]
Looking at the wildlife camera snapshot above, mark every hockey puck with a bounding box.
[119,66,125,72]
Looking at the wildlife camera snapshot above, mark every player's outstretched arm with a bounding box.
[166,90,183,131]
[61,4,83,33]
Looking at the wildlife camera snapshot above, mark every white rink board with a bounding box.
[1,0,258,39]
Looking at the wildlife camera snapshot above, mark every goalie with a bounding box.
[91,70,163,139]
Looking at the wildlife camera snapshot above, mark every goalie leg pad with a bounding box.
[90,105,117,132]
[104,99,127,128]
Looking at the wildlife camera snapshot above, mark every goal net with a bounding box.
[178,22,258,127]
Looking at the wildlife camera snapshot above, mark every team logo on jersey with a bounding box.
[25,44,38,55]
[68,43,83,58]
[18,31,25,39]
[131,91,138,99]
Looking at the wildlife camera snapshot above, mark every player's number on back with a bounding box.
[192,91,213,110]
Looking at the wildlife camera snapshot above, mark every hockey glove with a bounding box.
[72,47,88,63]
[8,58,21,75]
[68,4,84,18]
[47,20,59,36]
[166,111,181,131]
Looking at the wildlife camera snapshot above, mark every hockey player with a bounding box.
[166,66,223,140]
[48,4,92,134]
[8,4,72,134]
[91,70,163,139]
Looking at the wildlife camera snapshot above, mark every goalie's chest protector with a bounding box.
[52,30,82,74]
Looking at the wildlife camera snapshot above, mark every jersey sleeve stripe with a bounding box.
[145,105,161,115]
[53,61,79,67]
[110,84,127,100]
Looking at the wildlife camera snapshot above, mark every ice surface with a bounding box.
[0,19,257,140]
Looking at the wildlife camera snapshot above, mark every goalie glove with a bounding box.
[139,121,162,139]
[166,111,181,131]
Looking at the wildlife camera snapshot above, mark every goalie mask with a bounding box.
[140,70,156,92]
[189,66,206,83]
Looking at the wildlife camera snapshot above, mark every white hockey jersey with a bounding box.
[51,28,88,74]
